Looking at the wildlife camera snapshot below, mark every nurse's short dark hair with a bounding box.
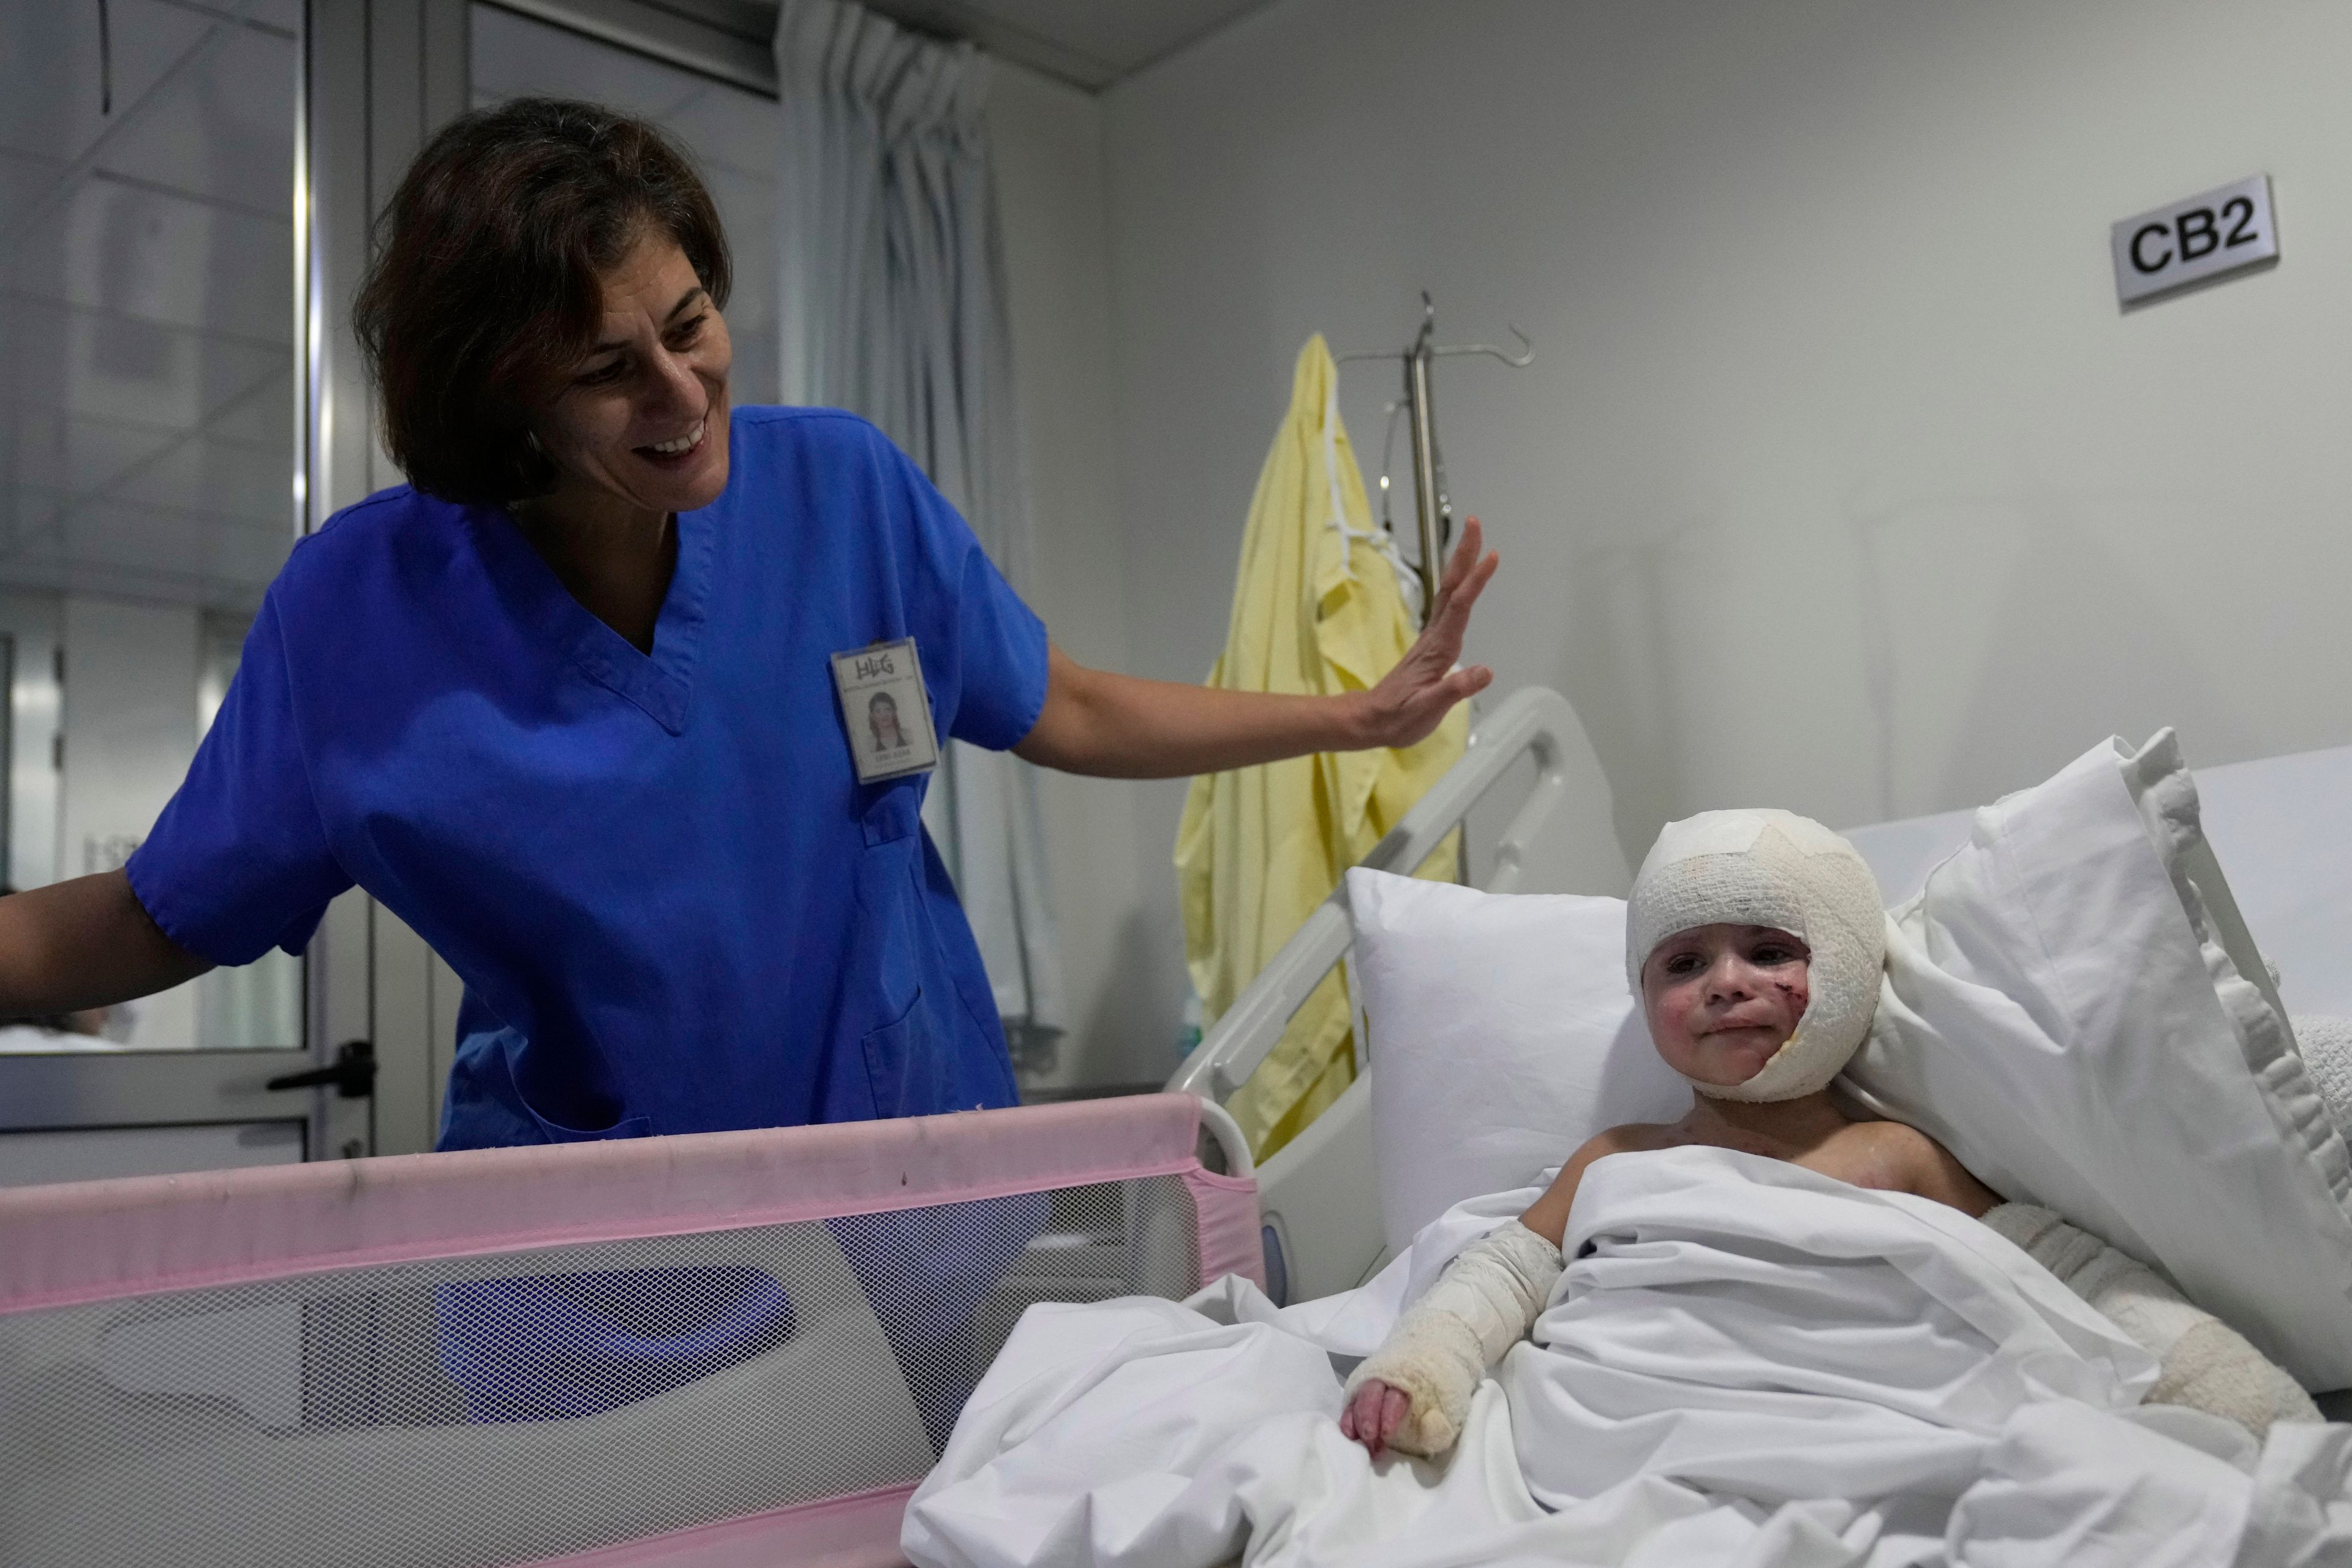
[353,97,731,506]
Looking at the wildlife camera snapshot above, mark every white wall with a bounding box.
[1038,0,2352,1074]
[987,62,1167,1088]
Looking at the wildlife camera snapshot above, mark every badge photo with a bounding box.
[831,638,940,784]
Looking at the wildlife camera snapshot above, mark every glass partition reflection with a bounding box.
[0,0,304,1052]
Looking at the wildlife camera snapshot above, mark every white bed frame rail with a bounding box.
[1166,687,1630,1304]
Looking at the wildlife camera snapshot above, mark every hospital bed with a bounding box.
[1169,686,1634,1306]
[7,687,2351,1564]
[1175,686,2352,1313]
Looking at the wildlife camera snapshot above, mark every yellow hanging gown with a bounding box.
[1174,336,1469,1161]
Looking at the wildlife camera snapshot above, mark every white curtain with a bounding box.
[774,0,1066,1061]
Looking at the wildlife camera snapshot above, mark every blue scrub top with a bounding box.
[128,407,1050,1146]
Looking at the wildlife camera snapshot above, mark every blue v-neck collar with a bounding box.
[473,500,717,737]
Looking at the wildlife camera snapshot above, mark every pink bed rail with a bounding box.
[530,1483,920,1568]
[0,1095,1261,1568]
[0,1092,1263,1316]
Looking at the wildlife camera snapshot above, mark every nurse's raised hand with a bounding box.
[1012,518,1499,780]
[1354,516,1498,750]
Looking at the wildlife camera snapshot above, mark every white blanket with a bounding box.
[904,1147,2352,1568]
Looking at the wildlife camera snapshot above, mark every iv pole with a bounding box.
[1339,293,1534,624]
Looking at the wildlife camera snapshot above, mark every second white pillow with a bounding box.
[1844,731,2352,1390]
[1344,870,1687,1253]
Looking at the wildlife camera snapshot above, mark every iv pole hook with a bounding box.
[1332,293,1533,620]
[1430,323,1535,368]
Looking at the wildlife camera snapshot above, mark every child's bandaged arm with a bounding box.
[1341,1131,1650,1458]
[1341,1218,1565,1458]
[1345,1133,1675,1457]
[1985,1202,2318,1436]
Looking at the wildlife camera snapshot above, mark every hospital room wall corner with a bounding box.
[979,0,2352,1069]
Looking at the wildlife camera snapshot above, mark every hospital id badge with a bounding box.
[832,637,940,784]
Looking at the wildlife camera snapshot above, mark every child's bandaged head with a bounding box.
[1627,809,1887,1102]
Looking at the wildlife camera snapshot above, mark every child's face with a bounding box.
[1639,924,1811,1088]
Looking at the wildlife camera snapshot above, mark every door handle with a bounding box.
[266,1039,376,1099]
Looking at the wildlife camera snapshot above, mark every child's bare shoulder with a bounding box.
[1823,1118,1999,1215]
[1569,1121,1691,1179]
[1832,1117,1951,1172]
[1588,1121,1678,1157]
[1520,1124,1675,1245]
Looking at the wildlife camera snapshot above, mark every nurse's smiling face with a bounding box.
[530,228,733,521]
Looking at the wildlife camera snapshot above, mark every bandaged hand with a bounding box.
[1338,1219,1564,1459]
[1986,1203,2319,1437]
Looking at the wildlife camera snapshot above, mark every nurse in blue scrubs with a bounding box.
[0,98,1498,1151]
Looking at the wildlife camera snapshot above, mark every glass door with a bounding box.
[0,0,353,1183]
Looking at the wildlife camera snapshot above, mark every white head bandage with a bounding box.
[1626,809,1886,1103]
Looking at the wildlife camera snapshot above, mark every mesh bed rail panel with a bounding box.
[0,1095,1261,1568]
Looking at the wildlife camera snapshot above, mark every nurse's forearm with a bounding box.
[0,871,213,1016]
[1015,524,1496,779]
[1014,650,1376,779]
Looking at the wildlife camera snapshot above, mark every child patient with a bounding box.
[1340,809,2315,1460]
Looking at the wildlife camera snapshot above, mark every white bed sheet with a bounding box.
[905,1147,2352,1568]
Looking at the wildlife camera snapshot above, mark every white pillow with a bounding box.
[1847,741,2352,1018]
[1343,870,1686,1252]
[1844,731,2352,1390]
